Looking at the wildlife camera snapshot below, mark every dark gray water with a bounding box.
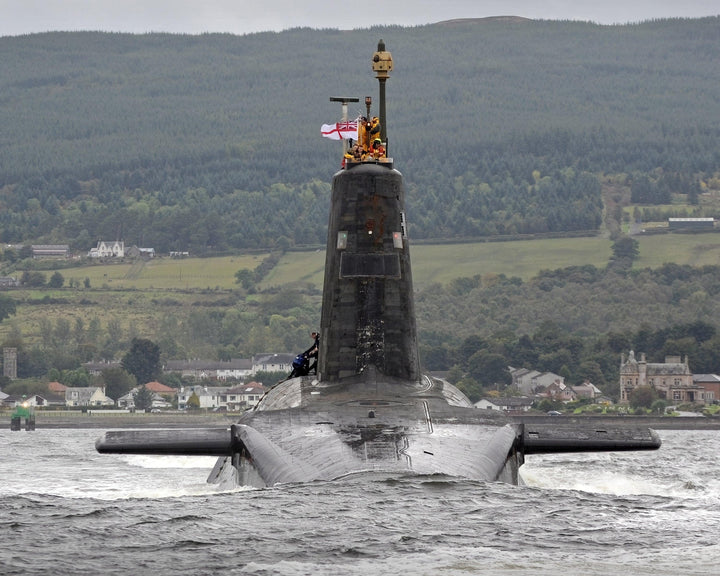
[1,428,718,575]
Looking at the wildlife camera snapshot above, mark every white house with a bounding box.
[177,386,228,410]
[118,388,173,410]
[252,353,294,374]
[65,386,114,407]
[3,394,49,408]
[164,359,254,380]
[88,240,125,258]
[475,397,533,414]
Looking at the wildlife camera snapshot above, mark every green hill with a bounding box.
[1,18,719,253]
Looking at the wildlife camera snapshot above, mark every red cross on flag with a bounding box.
[321,120,359,140]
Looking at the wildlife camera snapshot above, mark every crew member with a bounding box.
[369,116,381,142]
[304,331,320,375]
[357,116,369,151]
[370,138,386,159]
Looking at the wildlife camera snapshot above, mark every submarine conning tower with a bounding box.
[318,41,420,382]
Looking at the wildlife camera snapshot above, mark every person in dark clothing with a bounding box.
[303,331,320,375]
[288,353,309,379]
[284,331,320,381]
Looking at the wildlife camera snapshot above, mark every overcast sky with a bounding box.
[1,0,718,37]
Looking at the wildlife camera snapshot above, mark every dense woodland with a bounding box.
[3,19,720,401]
[1,18,720,252]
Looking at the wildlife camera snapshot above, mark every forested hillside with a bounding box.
[1,18,720,253]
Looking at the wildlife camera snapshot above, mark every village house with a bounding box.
[118,384,175,410]
[177,385,228,410]
[220,383,266,410]
[48,381,67,394]
[0,276,20,288]
[692,374,719,403]
[43,382,69,406]
[176,382,266,411]
[572,381,604,400]
[619,351,704,404]
[475,396,533,415]
[117,391,132,409]
[82,355,288,387]
[510,367,565,395]
[125,246,156,259]
[2,393,49,408]
[252,353,294,374]
[88,355,290,383]
[164,360,217,380]
[64,386,114,407]
[509,368,541,394]
[217,359,254,380]
[538,381,577,402]
[88,240,124,258]
[144,381,176,395]
[164,358,254,380]
[166,355,293,379]
[118,381,177,410]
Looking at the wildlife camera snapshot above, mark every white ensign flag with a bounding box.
[321,120,359,140]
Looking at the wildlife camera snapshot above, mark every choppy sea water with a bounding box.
[1,428,718,576]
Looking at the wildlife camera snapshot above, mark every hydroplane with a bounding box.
[96,41,661,487]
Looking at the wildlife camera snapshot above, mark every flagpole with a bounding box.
[329,97,359,154]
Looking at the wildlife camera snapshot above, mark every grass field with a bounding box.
[635,233,720,268]
[60,254,268,291]
[410,237,613,285]
[261,250,325,289]
[39,233,720,293]
[261,236,614,288]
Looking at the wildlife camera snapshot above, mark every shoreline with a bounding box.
[4,412,240,430]
[516,414,720,430]
[6,411,720,430]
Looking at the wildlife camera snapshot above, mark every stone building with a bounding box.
[619,351,703,404]
[3,347,17,379]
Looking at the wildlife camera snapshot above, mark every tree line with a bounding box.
[1,19,719,253]
[4,258,720,404]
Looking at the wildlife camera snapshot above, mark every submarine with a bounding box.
[96,41,661,487]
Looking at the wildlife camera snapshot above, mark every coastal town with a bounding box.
[3,348,718,419]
